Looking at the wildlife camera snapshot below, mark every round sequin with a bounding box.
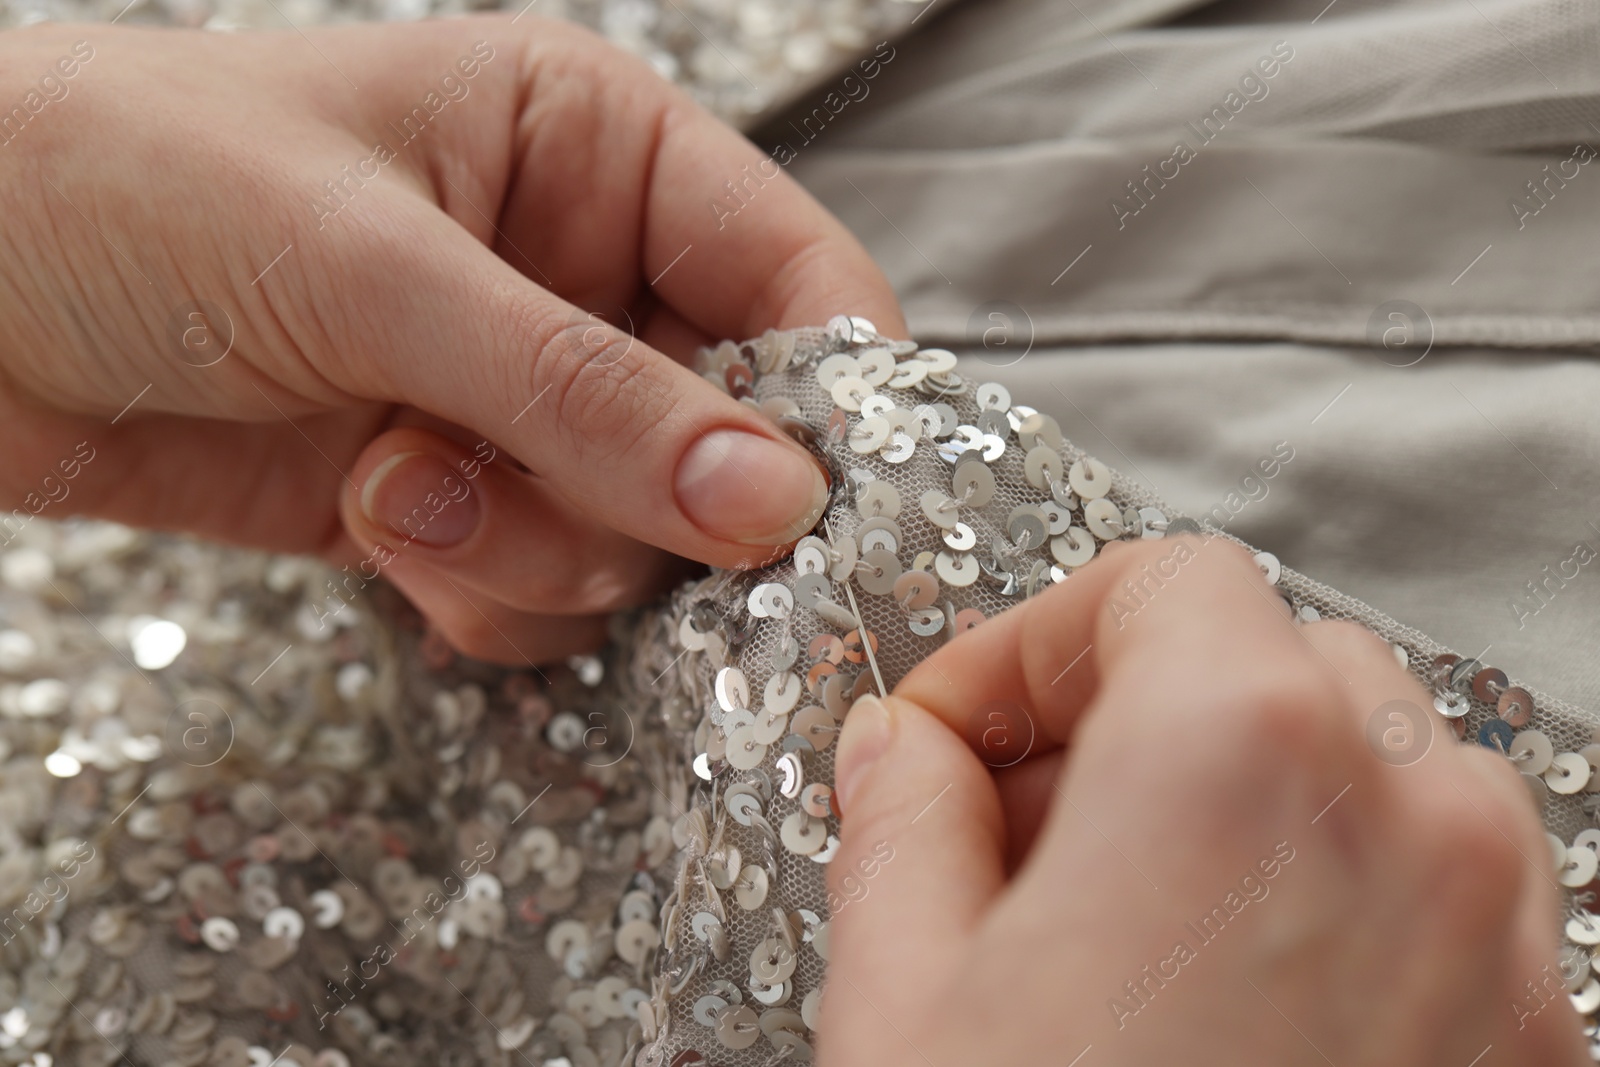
[830,376,873,412]
[849,416,890,455]
[859,525,899,554]
[1512,730,1555,775]
[892,570,939,609]
[1051,528,1095,568]
[1137,507,1168,539]
[883,432,917,463]
[748,583,795,620]
[1547,752,1591,794]
[262,907,304,941]
[887,359,928,389]
[725,725,768,771]
[852,348,893,387]
[1024,446,1064,491]
[716,1005,760,1050]
[1254,552,1281,586]
[942,523,976,552]
[616,919,660,966]
[776,752,804,798]
[855,480,901,520]
[935,551,979,587]
[1561,845,1599,887]
[857,550,902,596]
[1498,686,1535,728]
[750,937,799,983]
[800,783,832,819]
[1068,457,1112,499]
[790,706,836,752]
[1007,505,1048,550]
[716,668,751,714]
[919,490,959,530]
[726,790,763,826]
[951,461,996,508]
[780,812,827,856]
[733,866,769,911]
[695,994,731,1028]
[814,354,859,389]
[200,917,240,952]
[1083,498,1123,540]
[826,536,858,581]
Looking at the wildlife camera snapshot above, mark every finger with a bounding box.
[1009,539,1363,890]
[1433,746,1589,1064]
[896,537,1296,754]
[829,694,1005,1007]
[369,558,611,665]
[1298,619,1428,734]
[1298,620,1554,885]
[343,16,907,338]
[339,427,688,615]
[1296,623,1590,1061]
[289,183,833,570]
[992,752,1064,873]
[0,396,381,556]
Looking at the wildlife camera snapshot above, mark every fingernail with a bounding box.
[360,452,481,549]
[674,430,828,546]
[836,694,893,814]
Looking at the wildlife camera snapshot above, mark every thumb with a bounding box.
[826,694,1006,1012]
[307,198,833,570]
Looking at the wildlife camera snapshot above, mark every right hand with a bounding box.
[821,538,1587,1066]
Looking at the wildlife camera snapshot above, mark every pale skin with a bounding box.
[0,16,904,663]
[826,539,1590,1065]
[0,20,1581,1061]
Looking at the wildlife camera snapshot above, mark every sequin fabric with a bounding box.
[0,0,920,131]
[0,538,685,1067]
[638,317,1600,1064]
[8,321,1600,1067]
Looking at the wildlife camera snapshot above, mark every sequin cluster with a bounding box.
[1,0,921,132]
[0,534,689,1067]
[1388,647,1600,1055]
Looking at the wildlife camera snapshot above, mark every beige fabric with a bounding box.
[774,0,1600,713]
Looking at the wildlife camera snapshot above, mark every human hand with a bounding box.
[0,18,902,662]
[820,538,1587,1065]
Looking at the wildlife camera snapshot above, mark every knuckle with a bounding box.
[528,316,654,464]
[1103,534,1199,576]
[1190,536,1257,578]
[1412,792,1526,924]
[1223,663,1351,766]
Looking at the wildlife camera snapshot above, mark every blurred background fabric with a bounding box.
[761,0,1600,713]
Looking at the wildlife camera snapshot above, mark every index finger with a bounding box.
[309,18,905,569]
[895,537,1328,755]
[356,15,908,340]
